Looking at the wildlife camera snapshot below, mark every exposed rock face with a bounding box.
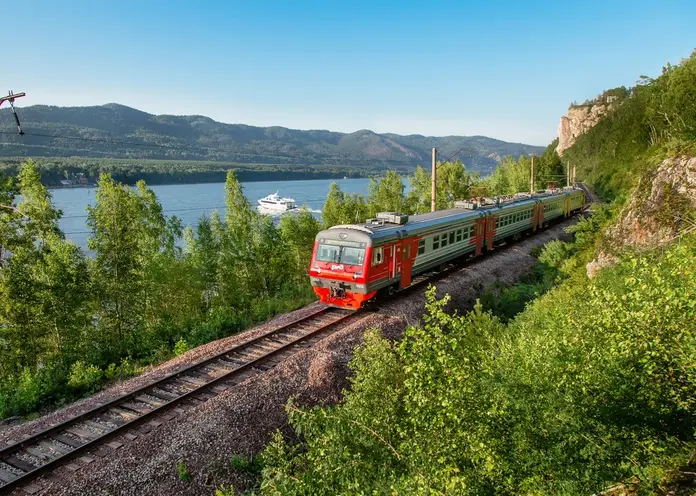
[607,155,696,249]
[557,103,615,155]
[586,155,695,277]
[586,251,619,279]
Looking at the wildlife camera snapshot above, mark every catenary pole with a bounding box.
[431,147,437,212]
[0,91,27,134]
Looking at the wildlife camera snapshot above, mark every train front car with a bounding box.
[309,226,373,309]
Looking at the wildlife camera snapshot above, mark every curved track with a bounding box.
[0,307,355,494]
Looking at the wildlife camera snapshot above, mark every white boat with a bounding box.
[257,191,298,211]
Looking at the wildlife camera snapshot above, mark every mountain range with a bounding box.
[0,104,544,174]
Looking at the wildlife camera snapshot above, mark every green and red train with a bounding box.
[309,187,586,309]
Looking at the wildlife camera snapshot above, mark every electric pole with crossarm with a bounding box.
[0,90,27,135]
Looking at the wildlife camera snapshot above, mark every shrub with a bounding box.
[260,234,696,494]
[67,361,104,393]
[174,338,191,357]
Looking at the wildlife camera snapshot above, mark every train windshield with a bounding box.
[316,239,366,266]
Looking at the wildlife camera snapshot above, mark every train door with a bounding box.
[485,215,497,250]
[563,194,571,218]
[391,242,402,280]
[400,238,418,289]
[474,218,486,256]
[383,243,393,282]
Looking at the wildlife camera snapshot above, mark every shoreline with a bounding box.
[46,175,367,190]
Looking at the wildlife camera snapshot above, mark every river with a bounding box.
[51,178,374,251]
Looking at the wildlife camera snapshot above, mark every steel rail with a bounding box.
[0,306,356,494]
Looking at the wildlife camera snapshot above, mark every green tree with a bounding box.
[87,175,186,357]
[279,207,321,283]
[321,182,345,227]
[0,160,91,378]
[367,171,405,215]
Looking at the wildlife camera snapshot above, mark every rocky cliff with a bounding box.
[556,102,617,155]
[587,154,696,278]
[606,155,696,249]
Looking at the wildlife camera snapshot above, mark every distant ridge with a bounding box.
[0,104,544,174]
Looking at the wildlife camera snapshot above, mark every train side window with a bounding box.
[418,239,425,255]
[449,231,455,244]
[433,236,439,250]
[441,233,448,247]
[469,226,475,237]
[455,229,462,242]
[372,246,383,266]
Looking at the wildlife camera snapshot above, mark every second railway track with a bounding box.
[0,306,356,495]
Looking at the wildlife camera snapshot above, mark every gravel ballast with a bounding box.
[10,218,578,495]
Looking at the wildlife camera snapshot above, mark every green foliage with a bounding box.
[0,159,318,419]
[368,170,405,215]
[177,459,191,482]
[564,50,696,199]
[260,233,696,494]
[174,338,191,357]
[67,362,104,393]
[321,163,479,227]
[484,140,566,196]
[404,160,477,213]
[215,485,236,496]
[230,455,264,475]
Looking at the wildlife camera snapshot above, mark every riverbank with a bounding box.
[0,156,406,188]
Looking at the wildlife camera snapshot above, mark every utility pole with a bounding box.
[431,147,437,212]
[530,154,535,194]
[0,91,27,135]
[572,164,576,186]
[567,162,570,187]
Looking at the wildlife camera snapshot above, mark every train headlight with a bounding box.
[352,272,363,280]
[312,265,321,274]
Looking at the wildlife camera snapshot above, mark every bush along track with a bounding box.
[258,226,696,494]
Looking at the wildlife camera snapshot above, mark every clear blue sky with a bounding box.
[4,0,694,145]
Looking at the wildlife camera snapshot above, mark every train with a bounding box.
[308,187,586,309]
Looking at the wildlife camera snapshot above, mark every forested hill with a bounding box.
[0,103,543,173]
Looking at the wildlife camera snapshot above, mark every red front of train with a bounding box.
[308,228,376,309]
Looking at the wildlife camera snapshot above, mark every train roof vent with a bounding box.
[455,200,480,210]
[372,212,409,225]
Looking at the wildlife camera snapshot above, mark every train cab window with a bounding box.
[372,246,383,266]
[455,229,462,242]
[317,244,340,262]
[449,231,455,244]
[418,239,425,255]
[342,247,365,266]
[441,233,448,248]
[433,236,439,250]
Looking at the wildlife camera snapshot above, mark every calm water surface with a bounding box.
[52,178,373,250]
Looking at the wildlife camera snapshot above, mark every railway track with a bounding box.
[0,306,355,495]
